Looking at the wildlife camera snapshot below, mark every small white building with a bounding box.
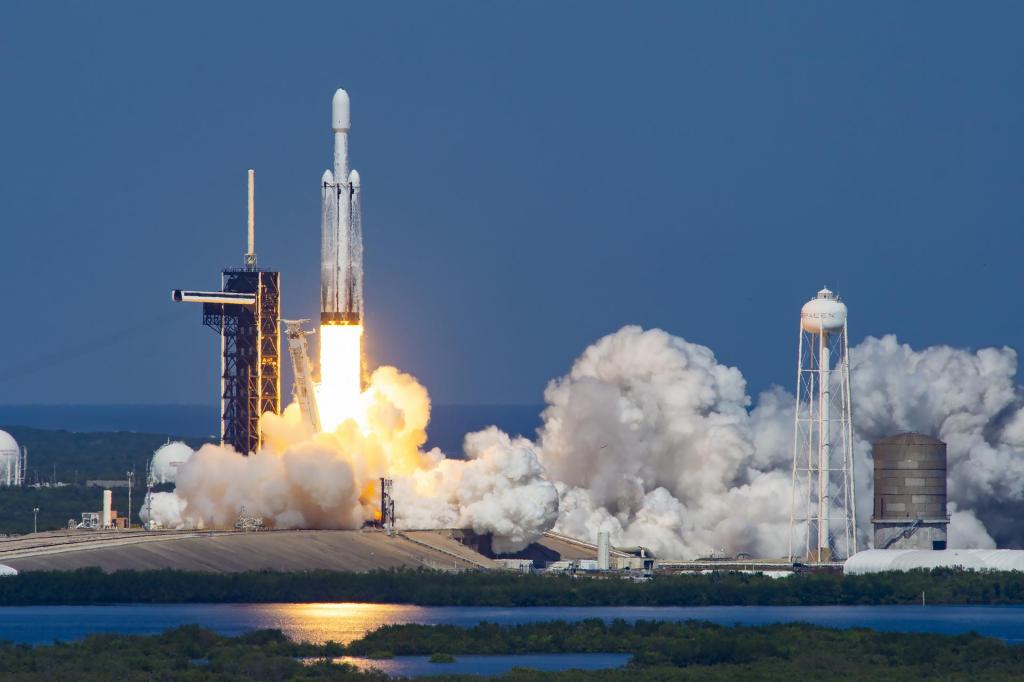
[494,559,534,573]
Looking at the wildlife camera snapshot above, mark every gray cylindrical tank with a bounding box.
[872,433,949,550]
[873,433,947,519]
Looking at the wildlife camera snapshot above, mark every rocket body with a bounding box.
[321,88,363,325]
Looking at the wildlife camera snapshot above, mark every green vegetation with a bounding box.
[0,484,158,535]
[2,426,210,483]
[365,650,394,660]
[2,566,1024,606]
[0,625,372,681]
[429,652,456,663]
[0,427,208,534]
[352,619,1024,678]
[0,485,111,535]
[2,620,1024,680]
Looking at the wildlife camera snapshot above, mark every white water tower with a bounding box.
[789,287,857,562]
[0,430,25,487]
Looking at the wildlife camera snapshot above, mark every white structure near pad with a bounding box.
[0,430,26,487]
[845,549,1024,574]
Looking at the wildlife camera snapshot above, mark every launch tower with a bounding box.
[789,287,857,562]
[173,170,280,454]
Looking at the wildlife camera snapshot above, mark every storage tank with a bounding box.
[597,531,610,570]
[0,430,18,487]
[872,433,949,550]
[102,489,112,529]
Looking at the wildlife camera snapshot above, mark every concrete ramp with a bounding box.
[0,529,496,573]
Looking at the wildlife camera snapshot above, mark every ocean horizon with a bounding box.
[0,404,545,458]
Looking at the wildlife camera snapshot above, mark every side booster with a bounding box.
[321,88,363,326]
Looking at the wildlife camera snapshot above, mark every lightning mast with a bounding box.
[145,461,154,530]
[789,287,857,562]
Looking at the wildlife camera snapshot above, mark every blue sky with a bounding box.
[1,2,1022,405]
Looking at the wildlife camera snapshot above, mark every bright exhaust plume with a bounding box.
[316,324,364,433]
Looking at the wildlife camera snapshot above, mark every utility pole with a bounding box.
[32,507,39,534]
[145,462,154,530]
[126,470,134,530]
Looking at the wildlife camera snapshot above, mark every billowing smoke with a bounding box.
[848,335,1018,548]
[143,366,556,552]
[150,441,193,484]
[539,326,791,558]
[144,325,1024,558]
[541,328,1021,556]
[139,490,186,529]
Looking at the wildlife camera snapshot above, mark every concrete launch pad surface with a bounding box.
[0,529,592,574]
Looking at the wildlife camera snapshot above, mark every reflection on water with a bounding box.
[254,603,432,644]
[2,603,1024,645]
[330,653,632,676]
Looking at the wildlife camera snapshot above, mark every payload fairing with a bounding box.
[321,88,363,326]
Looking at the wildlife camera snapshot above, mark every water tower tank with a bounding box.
[800,287,847,334]
[0,430,18,487]
[872,433,949,550]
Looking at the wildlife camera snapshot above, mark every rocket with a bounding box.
[321,88,363,326]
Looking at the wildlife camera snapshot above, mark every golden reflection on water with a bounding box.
[255,603,430,644]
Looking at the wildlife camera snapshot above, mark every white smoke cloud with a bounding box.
[142,325,1024,559]
[143,368,558,553]
[454,428,559,553]
[139,491,187,529]
[538,326,788,558]
[150,441,193,484]
[541,328,1024,557]
[947,503,996,549]
[847,335,1024,547]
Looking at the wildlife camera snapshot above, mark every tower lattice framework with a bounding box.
[789,288,858,562]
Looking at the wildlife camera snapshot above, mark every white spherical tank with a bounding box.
[0,430,19,486]
[801,287,847,333]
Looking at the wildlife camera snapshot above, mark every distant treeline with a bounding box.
[0,426,202,534]
[352,619,1024,678]
[2,567,1024,606]
[0,483,176,535]
[0,426,211,487]
[2,620,1023,680]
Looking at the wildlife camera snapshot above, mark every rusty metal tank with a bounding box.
[872,433,949,550]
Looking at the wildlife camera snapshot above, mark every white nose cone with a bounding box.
[801,287,847,333]
[348,169,360,187]
[321,169,335,186]
[332,89,351,131]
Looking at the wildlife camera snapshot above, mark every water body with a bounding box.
[1,603,1024,645]
[328,654,631,677]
